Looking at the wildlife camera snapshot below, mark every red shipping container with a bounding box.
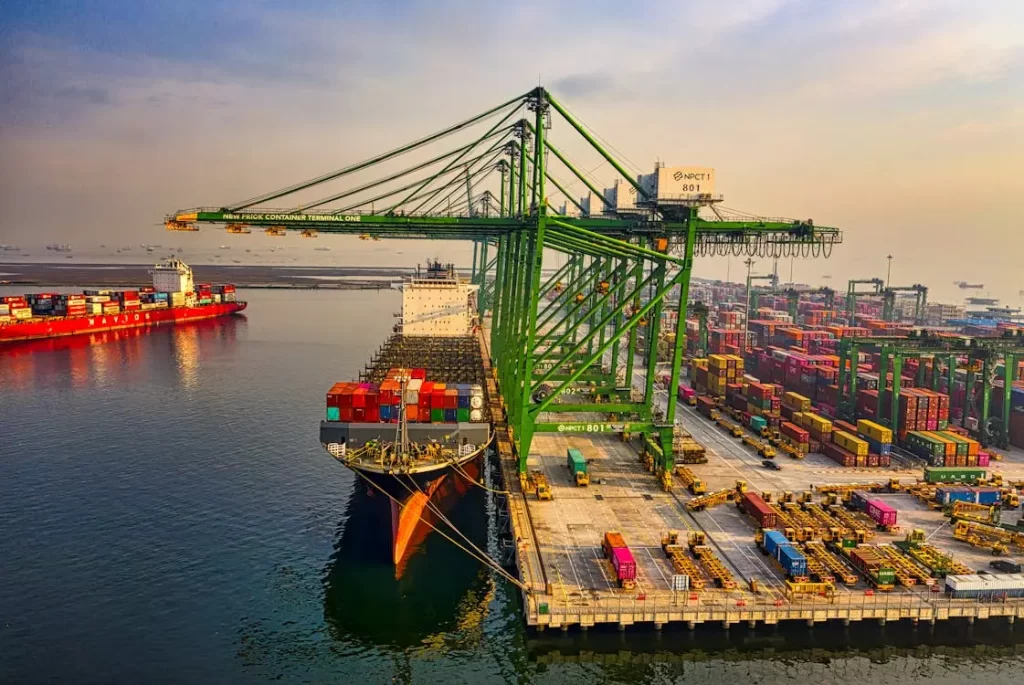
[365,407,380,422]
[822,441,856,467]
[740,492,777,528]
[353,407,366,422]
[353,387,367,408]
[411,368,427,380]
[365,391,379,409]
[444,389,458,409]
[431,389,445,409]
[340,407,354,422]
[781,422,810,443]
[418,382,434,408]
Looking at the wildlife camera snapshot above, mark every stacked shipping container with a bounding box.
[325,369,486,424]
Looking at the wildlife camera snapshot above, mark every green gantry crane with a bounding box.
[690,301,710,357]
[882,284,928,325]
[837,331,1024,448]
[747,272,780,319]
[846,278,884,322]
[165,87,842,479]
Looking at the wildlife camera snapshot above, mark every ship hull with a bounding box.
[0,301,247,343]
[321,421,491,568]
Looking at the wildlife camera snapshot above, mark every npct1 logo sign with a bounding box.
[556,424,628,433]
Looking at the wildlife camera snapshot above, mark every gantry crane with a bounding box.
[837,331,1024,447]
[846,278,884,321]
[689,301,710,357]
[164,87,842,479]
[882,284,928,324]
[747,272,780,318]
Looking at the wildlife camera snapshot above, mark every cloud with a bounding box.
[550,73,617,100]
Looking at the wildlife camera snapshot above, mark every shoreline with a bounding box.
[0,262,410,290]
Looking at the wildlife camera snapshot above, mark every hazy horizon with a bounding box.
[2,1,1022,303]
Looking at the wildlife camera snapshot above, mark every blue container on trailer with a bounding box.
[974,487,1000,505]
[380,404,393,422]
[777,544,808,577]
[750,416,767,432]
[936,488,975,505]
[444,408,458,422]
[762,530,788,558]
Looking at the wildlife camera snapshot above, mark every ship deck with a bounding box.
[479,323,1024,633]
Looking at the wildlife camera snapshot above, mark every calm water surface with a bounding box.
[2,288,1023,684]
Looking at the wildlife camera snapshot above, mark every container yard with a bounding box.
[480,264,1024,632]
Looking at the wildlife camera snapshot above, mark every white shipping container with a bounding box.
[214,294,222,303]
[469,409,483,422]
[0,305,9,315]
[89,303,103,314]
[13,308,32,320]
[470,395,484,409]
[404,391,419,406]
[86,295,111,303]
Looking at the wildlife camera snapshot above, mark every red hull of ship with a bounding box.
[0,301,247,343]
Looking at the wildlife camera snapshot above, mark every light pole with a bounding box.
[886,255,893,288]
[744,258,755,352]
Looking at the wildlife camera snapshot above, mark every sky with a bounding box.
[1,0,1022,303]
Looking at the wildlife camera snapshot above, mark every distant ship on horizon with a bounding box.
[954,281,984,290]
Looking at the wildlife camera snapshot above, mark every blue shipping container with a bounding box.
[762,530,788,558]
[777,544,808,577]
[867,438,892,456]
[936,488,975,505]
[380,405,393,421]
[457,395,470,409]
[444,408,458,422]
[974,488,1000,505]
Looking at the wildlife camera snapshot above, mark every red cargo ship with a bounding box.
[0,258,246,344]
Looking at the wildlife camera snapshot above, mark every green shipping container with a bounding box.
[326,406,340,422]
[431,408,445,422]
[457,408,470,422]
[566,448,587,474]
[923,466,986,484]
[876,568,896,584]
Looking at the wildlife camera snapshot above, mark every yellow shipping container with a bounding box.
[747,402,763,417]
[692,358,709,370]
[708,354,729,370]
[808,414,833,433]
[856,419,893,444]
[833,430,868,457]
[782,391,812,412]
[728,354,745,370]
[793,412,806,428]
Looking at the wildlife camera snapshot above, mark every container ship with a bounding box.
[0,258,246,343]
[320,260,493,567]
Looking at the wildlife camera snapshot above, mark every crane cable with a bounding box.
[348,466,529,592]
[388,469,528,591]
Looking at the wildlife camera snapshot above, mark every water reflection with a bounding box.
[529,615,1024,667]
[0,316,244,393]
[321,473,495,650]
